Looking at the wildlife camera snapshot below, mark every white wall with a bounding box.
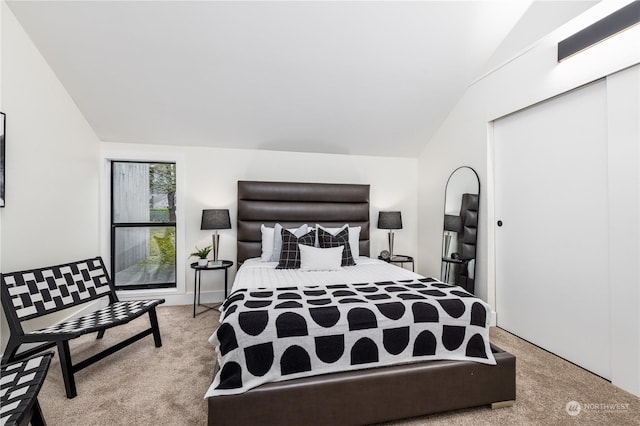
[417,1,640,396]
[0,2,101,349]
[101,142,418,305]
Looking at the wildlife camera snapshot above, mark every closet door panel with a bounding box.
[494,80,610,379]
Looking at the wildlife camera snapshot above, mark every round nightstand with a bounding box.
[378,255,414,272]
[190,260,233,317]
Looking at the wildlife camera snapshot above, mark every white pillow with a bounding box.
[299,244,344,271]
[260,225,275,261]
[348,226,361,258]
[315,224,361,258]
[270,224,309,262]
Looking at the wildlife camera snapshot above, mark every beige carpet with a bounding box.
[37,305,639,425]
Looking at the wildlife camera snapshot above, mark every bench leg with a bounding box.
[148,308,162,348]
[96,330,105,339]
[30,399,47,426]
[56,340,77,399]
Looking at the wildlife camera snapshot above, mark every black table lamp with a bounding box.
[378,211,402,258]
[201,209,231,261]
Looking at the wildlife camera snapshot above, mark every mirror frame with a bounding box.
[441,166,480,294]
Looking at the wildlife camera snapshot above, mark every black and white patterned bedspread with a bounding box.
[206,277,495,397]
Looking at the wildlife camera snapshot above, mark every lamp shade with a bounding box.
[201,209,231,230]
[378,211,402,229]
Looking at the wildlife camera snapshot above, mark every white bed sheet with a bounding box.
[231,256,423,291]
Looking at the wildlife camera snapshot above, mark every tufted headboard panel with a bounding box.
[237,181,370,265]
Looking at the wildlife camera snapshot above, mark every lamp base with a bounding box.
[212,232,220,261]
[388,231,395,258]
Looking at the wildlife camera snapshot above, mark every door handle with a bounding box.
[497,220,503,227]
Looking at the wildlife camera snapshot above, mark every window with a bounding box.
[111,161,177,289]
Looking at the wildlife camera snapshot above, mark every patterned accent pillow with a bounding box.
[270,224,308,262]
[276,229,316,269]
[317,227,355,266]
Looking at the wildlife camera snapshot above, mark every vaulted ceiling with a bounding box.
[8,1,598,157]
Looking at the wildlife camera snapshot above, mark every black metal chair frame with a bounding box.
[1,257,165,399]
[0,352,53,426]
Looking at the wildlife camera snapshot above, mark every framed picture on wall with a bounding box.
[1,112,5,207]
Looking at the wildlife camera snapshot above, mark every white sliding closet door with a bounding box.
[494,80,610,379]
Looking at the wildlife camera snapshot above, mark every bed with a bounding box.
[206,181,515,425]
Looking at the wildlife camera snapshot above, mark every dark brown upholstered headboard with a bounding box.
[237,181,370,265]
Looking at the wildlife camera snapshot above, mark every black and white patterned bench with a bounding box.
[1,257,165,398]
[1,352,53,426]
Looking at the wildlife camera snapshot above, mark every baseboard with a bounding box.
[117,290,225,306]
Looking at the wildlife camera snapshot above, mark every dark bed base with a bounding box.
[208,344,516,425]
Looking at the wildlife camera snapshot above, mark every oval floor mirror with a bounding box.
[441,166,479,294]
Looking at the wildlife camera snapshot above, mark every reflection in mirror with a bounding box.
[441,167,479,294]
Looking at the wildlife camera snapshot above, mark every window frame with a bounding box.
[101,150,186,303]
[110,160,177,290]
